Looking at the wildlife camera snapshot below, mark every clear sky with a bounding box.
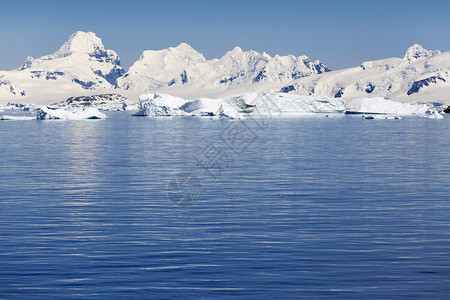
[1,0,450,71]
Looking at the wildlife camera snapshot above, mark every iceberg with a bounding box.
[346,97,441,118]
[37,107,107,120]
[426,109,444,119]
[180,98,243,119]
[0,115,35,121]
[362,115,401,120]
[226,92,345,116]
[133,93,244,118]
[132,93,187,116]
[133,92,345,119]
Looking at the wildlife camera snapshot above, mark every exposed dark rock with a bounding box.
[181,70,188,84]
[291,71,306,79]
[365,83,375,93]
[45,71,65,80]
[335,88,345,98]
[253,69,267,83]
[219,71,245,84]
[6,102,25,108]
[58,93,128,106]
[444,106,450,113]
[30,71,44,79]
[53,93,135,111]
[72,79,96,89]
[302,58,331,74]
[94,67,125,87]
[280,83,299,93]
[407,76,446,95]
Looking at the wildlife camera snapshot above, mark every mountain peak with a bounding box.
[173,42,193,50]
[403,44,440,61]
[56,31,105,54]
[139,42,206,63]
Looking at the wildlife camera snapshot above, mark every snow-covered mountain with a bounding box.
[118,43,207,91]
[0,31,329,105]
[118,43,329,97]
[0,31,124,103]
[1,31,450,106]
[281,44,450,104]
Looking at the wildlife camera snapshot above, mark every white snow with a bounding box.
[56,31,106,54]
[37,107,107,120]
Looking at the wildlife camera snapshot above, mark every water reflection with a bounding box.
[0,114,449,298]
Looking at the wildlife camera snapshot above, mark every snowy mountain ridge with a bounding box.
[281,44,450,104]
[1,31,450,106]
[0,31,329,105]
[118,42,329,94]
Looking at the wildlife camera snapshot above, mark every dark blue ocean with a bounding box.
[0,113,449,299]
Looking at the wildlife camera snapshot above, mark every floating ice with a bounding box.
[0,115,35,121]
[362,115,401,120]
[426,109,444,119]
[132,94,187,116]
[37,107,107,120]
[346,97,440,117]
[227,92,345,116]
[133,92,345,119]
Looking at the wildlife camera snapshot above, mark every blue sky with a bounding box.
[1,0,450,70]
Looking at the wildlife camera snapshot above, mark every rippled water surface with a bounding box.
[1,113,449,299]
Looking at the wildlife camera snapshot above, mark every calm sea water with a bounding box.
[0,113,449,299]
